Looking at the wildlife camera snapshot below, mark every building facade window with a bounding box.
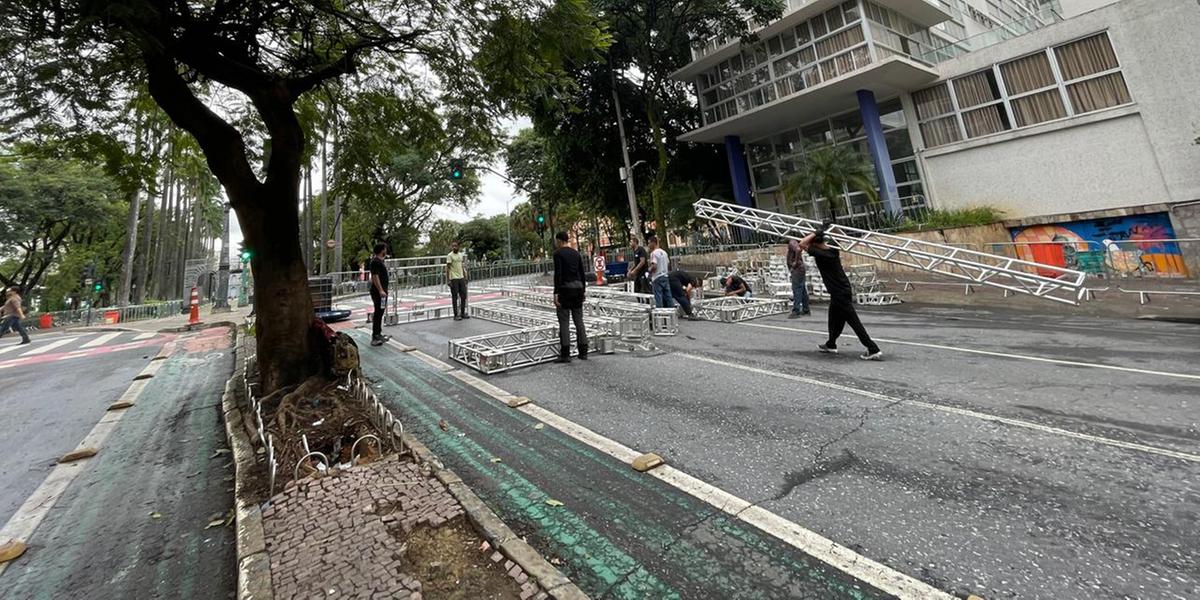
[744,99,926,218]
[913,31,1131,148]
[694,1,877,127]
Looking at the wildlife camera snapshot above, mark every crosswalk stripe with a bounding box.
[0,344,29,356]
[81,332,123,348]
[20,337,79,356]
[132,332,157,341]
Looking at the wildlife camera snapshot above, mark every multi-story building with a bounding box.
[672,0,1200,276]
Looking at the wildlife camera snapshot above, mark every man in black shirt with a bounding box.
[723,273,752,297]
[368,242,391,346]
[552,231,589,363]
[800,229,882,360]
[668,269,702,319]
[627,236,649,294]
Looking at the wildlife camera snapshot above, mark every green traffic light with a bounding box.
[241,250,252,261]
[93,283,102,292]
[536,215,545,224]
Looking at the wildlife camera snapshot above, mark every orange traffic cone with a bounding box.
[188,287,201,327]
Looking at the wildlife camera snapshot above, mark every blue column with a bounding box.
[856,89,902,216]
[724,135,754,209]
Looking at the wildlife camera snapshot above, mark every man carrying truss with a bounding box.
[553,231,589,363]
[668,269,702,320]
[799,224,883,361]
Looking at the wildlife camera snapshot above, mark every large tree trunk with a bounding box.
[117,118,146,307]
[145,54,314,394]
[134,131,161,304]
[646,103,670,249]
[152,158,173,299]
[319,128,328,275]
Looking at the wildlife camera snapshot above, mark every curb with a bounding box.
[402,433,589,600]
[220,330,274,600]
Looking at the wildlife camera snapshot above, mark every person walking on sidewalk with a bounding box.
[668,269,702,320]
[446,241,470,321]
[627,236,649,294]
[1,287,31,345]
[647,235,673,309]
[787,239,811,317]
[800,227,882,360]
[552,231,589,364]
[368,243,391,347]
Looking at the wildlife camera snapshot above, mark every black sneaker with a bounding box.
[800,310,811,316]
[788,312,799,319]
[462,314,471,320]
[818,343,838,354]
[860,349,883,361]
[454,316,462,321]
[370,338,384,347]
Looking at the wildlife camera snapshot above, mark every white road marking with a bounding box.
[0,371,154,577]
[81,332,122,348]
[742,322,1200,382]
[397,347,952,599]
[133,332,157,341]
[19,337,79,356]
[679,352,1200,465]
[0,343,31,356]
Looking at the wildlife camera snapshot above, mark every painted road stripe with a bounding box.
[132,332,157,341]
[19,337,79,356]
[679,352,1200,465]
[401,347,952,600]
[0,368,155,577]
[81,332,122,348]
[0,343,30,356]
[742,322,1200,382]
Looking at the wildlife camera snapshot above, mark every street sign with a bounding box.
[84,278,93,286]
[594,255,606,273]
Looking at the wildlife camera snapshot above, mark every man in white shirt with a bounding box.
[446,241,469,321]
[647,235,672,309]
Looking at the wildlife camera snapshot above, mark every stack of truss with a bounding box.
[449,326,610,374]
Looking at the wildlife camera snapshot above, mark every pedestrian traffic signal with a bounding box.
[240,250,252,262]
[450,158,465,180]
[536,214,545,225]
[93,281,103,292]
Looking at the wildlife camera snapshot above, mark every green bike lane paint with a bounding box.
[357,334,891,600]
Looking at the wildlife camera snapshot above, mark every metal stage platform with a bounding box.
[447,326,614,374]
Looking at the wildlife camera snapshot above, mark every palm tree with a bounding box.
[781,145,878,219]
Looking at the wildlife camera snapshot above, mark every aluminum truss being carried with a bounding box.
[694,199,1087,305]
[692,296,790,322]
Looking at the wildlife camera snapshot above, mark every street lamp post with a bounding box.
[213,203,232,312]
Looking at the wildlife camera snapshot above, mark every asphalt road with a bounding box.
[0,327,237,600]
[388,302,1200,600]
[0,331,167,526]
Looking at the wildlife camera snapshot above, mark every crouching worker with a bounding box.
[668,269,702,320]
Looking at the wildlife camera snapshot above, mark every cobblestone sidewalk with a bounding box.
[262,455,546,599]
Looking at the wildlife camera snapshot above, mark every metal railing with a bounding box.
[22,300,186,329]
[329,258,555,301]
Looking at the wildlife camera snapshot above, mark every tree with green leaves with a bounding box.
[0,157,122,297]
[1,0,607,391]
[596,0,782,244]
[782,145,879,219]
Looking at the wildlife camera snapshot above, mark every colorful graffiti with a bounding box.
[1010,212,1189,277]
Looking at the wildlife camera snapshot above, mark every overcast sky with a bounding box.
[224,116,531,259]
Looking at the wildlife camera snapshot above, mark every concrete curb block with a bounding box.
[402,433,590,600]
[220,329,274,600]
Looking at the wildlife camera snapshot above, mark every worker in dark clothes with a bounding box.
[799,226,882,360]
[367,242,391,347]
[552,231,589,363]
[722,272,752,297]
[668,269,702,320]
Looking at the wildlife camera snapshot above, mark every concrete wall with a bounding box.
[916,0,1200,220]
[1167,202,1200,280]
[1057,0,1120,19]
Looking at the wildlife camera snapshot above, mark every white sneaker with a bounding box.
[859,350,883,361]
[818,344,838,354]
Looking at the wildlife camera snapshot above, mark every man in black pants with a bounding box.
[368,243,391,347]
[552,231,589,363]
[668,269,702,320]
[799,228,882,360]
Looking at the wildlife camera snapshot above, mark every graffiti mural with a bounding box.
[1010,212,1189,277]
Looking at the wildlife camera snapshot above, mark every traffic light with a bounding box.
[240,249,252,262]
[536,214,546,226]
[93,281,103,293]
[450,158,465,180]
